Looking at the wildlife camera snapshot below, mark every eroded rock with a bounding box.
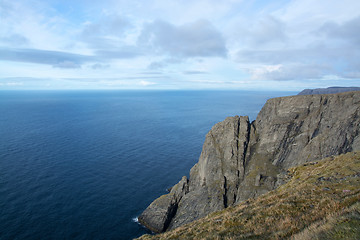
[139,91,360,232]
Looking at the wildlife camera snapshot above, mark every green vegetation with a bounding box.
[137,152,360,240]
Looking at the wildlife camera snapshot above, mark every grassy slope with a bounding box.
[137,152,360,240]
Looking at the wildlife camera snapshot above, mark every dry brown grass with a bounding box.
[291,202,360,240]
[136,152,360,240]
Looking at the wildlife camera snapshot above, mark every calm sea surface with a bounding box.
[0,90,295,239]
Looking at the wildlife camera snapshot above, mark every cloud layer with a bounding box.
[0,0,359,90]
[139,19,227,58]
[0,48,92,68]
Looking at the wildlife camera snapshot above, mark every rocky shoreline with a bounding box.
[138,91,360,233]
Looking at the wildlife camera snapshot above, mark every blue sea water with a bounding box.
[0,90,295,240]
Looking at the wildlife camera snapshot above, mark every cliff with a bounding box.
[138,91,360,233]
[138,152,360,239]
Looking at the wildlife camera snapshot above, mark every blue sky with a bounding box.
[0,0,359,90]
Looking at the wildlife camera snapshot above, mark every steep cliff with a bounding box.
[138,91,360,233]
[138,152,360,240]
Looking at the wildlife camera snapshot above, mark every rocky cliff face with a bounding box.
[138,91,360,233]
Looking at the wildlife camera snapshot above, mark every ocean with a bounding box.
[0,90,295,239]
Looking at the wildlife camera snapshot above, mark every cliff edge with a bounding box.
[138,152,360,239]
[138,91,360,233]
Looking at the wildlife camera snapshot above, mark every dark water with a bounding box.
[0,90,295,239]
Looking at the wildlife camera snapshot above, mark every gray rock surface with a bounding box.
[138,176,189,233]
[138,91,360,232]
[298,86,360,95]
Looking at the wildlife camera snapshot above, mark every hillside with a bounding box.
[137,152,360,239]
[138,91,360,233]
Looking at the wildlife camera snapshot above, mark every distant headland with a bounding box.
[298,86,360,95]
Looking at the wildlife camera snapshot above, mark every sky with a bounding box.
[0,0,360,90]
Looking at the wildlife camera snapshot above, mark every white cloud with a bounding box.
[276,0,360,24]
[0,0,74,51]
[319,16,360,45]
[80,14,133,49]
[0,34,29,47]
[53,61,81,69]
[0,0,359,90]
[230,15,287,49]
[138,19,227,58]
[183,70,208,75]
[0,82,24,86]
[249,63,330,81]
[231,1,360,82]
[110,0,244,25]
[91,63,110,70]
[139,80,156,86]
[0,48,93,67]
